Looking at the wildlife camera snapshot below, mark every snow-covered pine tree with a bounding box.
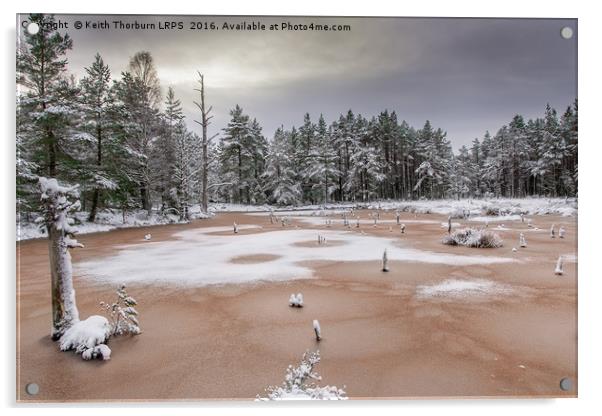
[347,116,384,201]
[248,118,268,204]
[304,114,339,203]
[220,105,256,203]
[79,53,118,222]
[295,113,317,202]
[152,86,183,210]
[172,130,201,219]
[17,14,74,179]
[38,177,83,339]
[112,69,161,215]
[262,127,302,205]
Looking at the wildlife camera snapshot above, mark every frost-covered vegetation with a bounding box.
[100,285,141,336]
[257,351,346,400]
[442,228,503,248]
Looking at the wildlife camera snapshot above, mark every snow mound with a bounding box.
[416,279,513,299]
[59,315,111,355]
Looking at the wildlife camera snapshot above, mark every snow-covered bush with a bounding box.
[442,228,503,248]
[59,315,112,360]
[100,284,141,335]
[257,350,346,400]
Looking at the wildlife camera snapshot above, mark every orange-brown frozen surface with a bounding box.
[16,210,577,401]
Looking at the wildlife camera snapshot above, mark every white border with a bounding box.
[2,1,600,415]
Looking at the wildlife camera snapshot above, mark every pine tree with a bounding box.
[263,127,302,205]
[80,53,117,221]
[304,114,339,203]
[17,14,74,178]
[220,105,253,203]
[112,70,161,214]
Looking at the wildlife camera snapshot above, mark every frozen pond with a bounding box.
[76,226,516,286]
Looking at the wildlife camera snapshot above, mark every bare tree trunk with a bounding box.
[194,73,217,213]
[88,124,103,222]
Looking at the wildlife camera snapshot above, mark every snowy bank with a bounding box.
[208,198,576,217]
[17,206,212,241]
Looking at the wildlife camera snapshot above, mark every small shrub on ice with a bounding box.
[257,350,346,400]
[100,284,141,336]
[442,228,503,248]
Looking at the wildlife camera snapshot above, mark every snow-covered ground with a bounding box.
[211,197,577,217]
[17,207,212,241]
[17,198,576,241]
[76,226,517,286]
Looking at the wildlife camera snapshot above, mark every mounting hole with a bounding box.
[26,22,40,35]
[559,377,572,391]
[560,26,573,40]
[25,383,39,395]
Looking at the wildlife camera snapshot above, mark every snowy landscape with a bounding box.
[16,14,577,401]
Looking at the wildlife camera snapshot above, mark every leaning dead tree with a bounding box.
[194,72,219,214]
[38,178,83,340]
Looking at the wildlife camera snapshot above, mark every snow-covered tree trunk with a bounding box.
[39,177,83,340]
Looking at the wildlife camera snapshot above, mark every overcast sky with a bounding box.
[19,15,577,149]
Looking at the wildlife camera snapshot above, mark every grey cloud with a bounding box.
[18,14,577,148]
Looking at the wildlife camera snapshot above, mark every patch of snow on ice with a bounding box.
[416,279,513,299]
[76,227,516,286]
[469,215,522,223]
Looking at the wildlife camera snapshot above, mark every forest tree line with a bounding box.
[17,14,578,222]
